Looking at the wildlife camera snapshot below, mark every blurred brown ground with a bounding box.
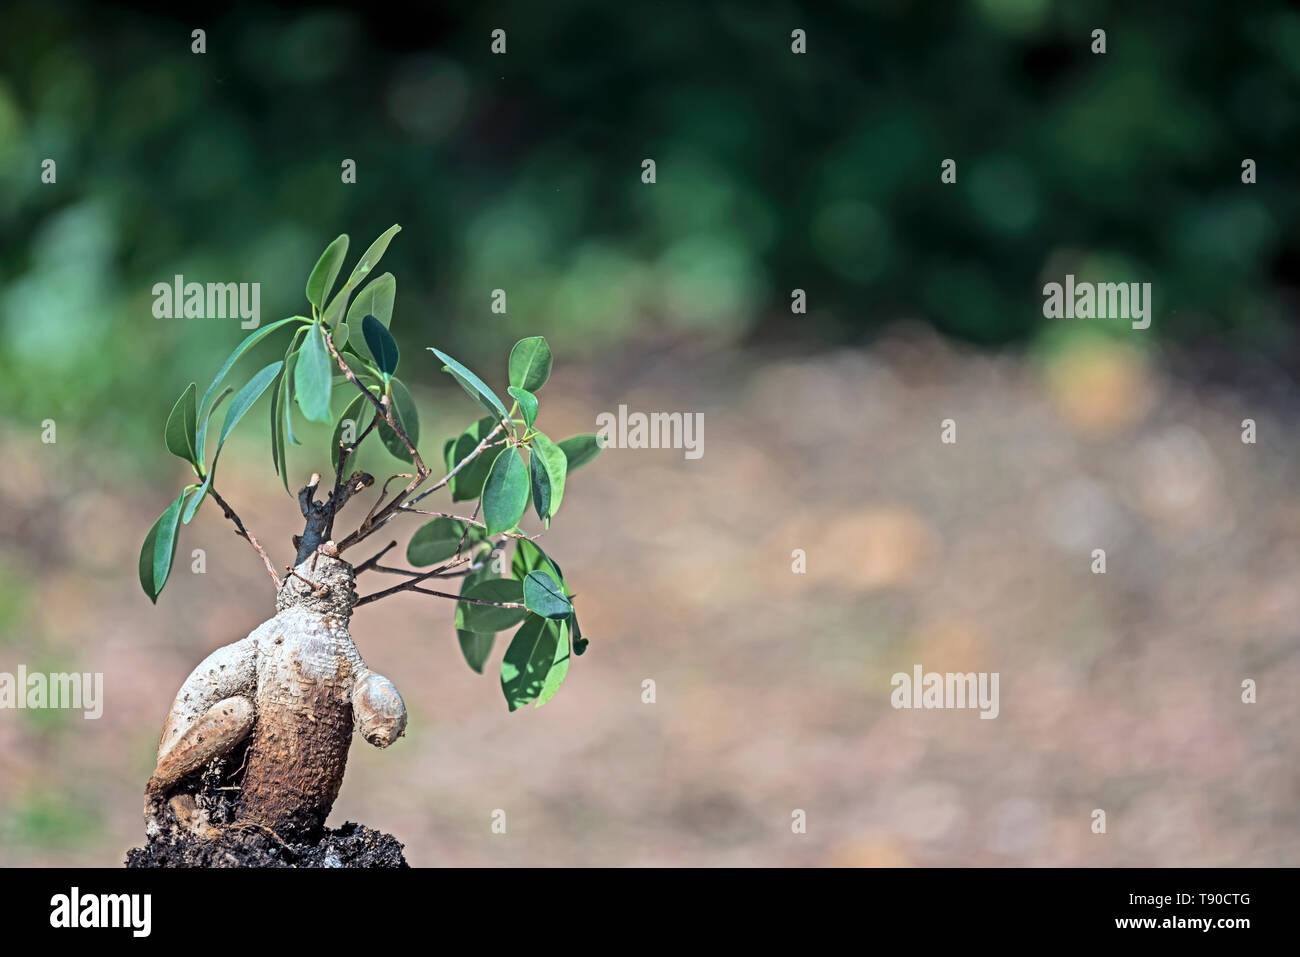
[1,328,1298,866]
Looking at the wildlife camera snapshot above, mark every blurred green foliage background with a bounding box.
[3,0,1299,458]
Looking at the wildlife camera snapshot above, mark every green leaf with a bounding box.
[219,369,282,449]
[195,316,305,463]
[362,314,399,377]
[331,391,373,471]
[164,382,198,466]
[322,225,401,329]
[457,578,528,633]
[456,563,496,673]
[271,324,308,492]
[523,570,572,619]
[512,538,544,579]
[269,365,286,487]
[512,538,564,587]
[529,431,567,522]
[407,517,470,566]
[529,451,550,524]
[278,325,309,459]
[344,224,400,292]
[377,377,420,462]
[139,489,189,603]
[184,385,232,519]
[458,630,496,675]
[508,336,553,392]
[501,614,560,712]
[294,323,334,423]
[199,386,233,457]
[348,272,396,327]
[449,417,503,502]
[482,447,529,535]
[184,361,283,524]
[507,387,538,429]
[534,619,571,708]
[334,321,349,352]
[557,433,603,472]
[306,234,349,312]
[429,348,508,421]
[572,613,588,656]
[347,273,396,360]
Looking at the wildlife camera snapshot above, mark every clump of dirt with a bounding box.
[125,820,408,868]
[125,741,407,867]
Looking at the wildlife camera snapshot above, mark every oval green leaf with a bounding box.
[511,538,565,588]
[306,234,349,311]
[362,314,399,376]
[507,386,538,429]
[523,569,572,619]
[323,223,401,331]
[295,323,334,423]
[330,391,372,471]
[508,336,552,392]
[500,614,560,712]
[456,564,496,673]
[534,619,571,708]
[195,316,305,463]
[458,630,496,675]
[529,431,567,522]
[184,361,283,524]
[344,224,400,290]
[428,348,508,421]
[571,613,588,656]
[269,365,286,487]
[164,382,198,466]
[346,273,396,358]
[558,433,603,472]
[457,578,528,633]
[407,517,468,567]
[449,417,503,502]
[377,377,420,462]
[482,446,529,535]
[139,489,189,603]
[529,451,550,523]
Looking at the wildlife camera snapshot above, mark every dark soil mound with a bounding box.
[125,820,408,868]
[125,740,407,867]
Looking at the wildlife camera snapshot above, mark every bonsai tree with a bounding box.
[137,225,600,844]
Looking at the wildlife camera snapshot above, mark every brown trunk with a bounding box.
[236,608,358,840]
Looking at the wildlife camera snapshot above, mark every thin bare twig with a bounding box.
[321,327,433,551]
[397,507,487,528]
[353,540,398,575]
[369,563,459,578]
[366,473,414,524]
[209,487,281,588]
[353,552,479,607]
[406,427,507,509]
[455,500,484,559]
[405,585,525,606]
[360,552,475,580]
[325,409,381,541]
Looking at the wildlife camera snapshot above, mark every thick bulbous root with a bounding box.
[147,695,255,795]
[353,670,408,748]
[144,549,405,842]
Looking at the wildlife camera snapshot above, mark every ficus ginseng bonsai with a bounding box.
[137,225,599,843]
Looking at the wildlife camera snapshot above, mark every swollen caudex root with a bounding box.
[144,545,406,842]
[353,670,407,748]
